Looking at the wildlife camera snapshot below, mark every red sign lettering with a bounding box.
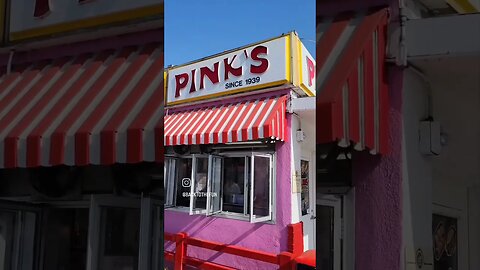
[306,57,315,87]
[250,46,269,74]
[174,45,270,99]
[200,63,219,90]
[34,0,95,18]
[223,55,242,80]
[175,73,189,98]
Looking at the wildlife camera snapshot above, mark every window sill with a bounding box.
[164,207,275,224]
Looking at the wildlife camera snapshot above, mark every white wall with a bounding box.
[402,69,434,269]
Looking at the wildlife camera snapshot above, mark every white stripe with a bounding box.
[182,110,208,144]
[190,109,216,144]
[167,113,189,145]
[175,111,201,145]
[226,101,249,142]
[40,51,116,166]
[236,101,258,141]
[198,106,224,144]
[116,47,163,163]
[16,59,75,167]
[246,100,268,140]
[208,105,232,144]
[257,98,278,138]
[64,48,138,165]
[0,64,50,167]
[317,13,364,94]
[90,46,156,164]
[216,105,240,143]
[355,56,365,151]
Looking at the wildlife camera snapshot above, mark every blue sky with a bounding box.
[165,0,315,67]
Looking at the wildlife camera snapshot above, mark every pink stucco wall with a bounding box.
[164,115,293,270]
[352,66,403,270]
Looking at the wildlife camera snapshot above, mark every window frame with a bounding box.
[164,150,276,224]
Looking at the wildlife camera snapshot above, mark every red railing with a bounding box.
[164,232,296,270]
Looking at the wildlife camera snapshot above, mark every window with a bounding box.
[165,152,274,223]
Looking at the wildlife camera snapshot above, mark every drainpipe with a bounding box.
[7,49,15,75]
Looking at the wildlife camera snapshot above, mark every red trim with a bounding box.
[165,228,301,270]
[317,8,390,154]
[287,222,304,257]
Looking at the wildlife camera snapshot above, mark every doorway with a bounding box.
[300,158,316,251]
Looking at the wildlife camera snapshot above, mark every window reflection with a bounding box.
[175,158,192,207]
[253,156,270,217]
[98,207,140,270]
[223,157,245,214]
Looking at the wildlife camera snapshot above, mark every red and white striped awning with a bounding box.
[317,8,389,154]
[0,43,164,168]
[164,95,287,146]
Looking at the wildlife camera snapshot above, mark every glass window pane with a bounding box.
[175,158,192,207]
[253,156,270,217]
[43,208,89,270]
[208,157,222,214]
[0,211,16,270]
[222,157,245,214]
[164,159,175,206]
[193,157,208,210]
[98,207,140,270]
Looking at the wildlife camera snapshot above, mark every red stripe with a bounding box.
[126,53,164,163]
[78,45,152,165]
[347,65,360,144]
[0,61,49,126]
[165,112,186,145]
[211,105,236,144]
[204,106,230,144]
[189,110,216,144]
[319,9,388,103]
[101,45,161,164]
[317,103,335,143]
[240,99,266,141]
[220,102,246,143]
[252,98,276,139]
[26,53,95,167]
[179,111,202,145]
[7,57,72,167]
[70,47,136,165]
[184,110,208,144]
[316,12,353,72]
[50,48,130,166]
